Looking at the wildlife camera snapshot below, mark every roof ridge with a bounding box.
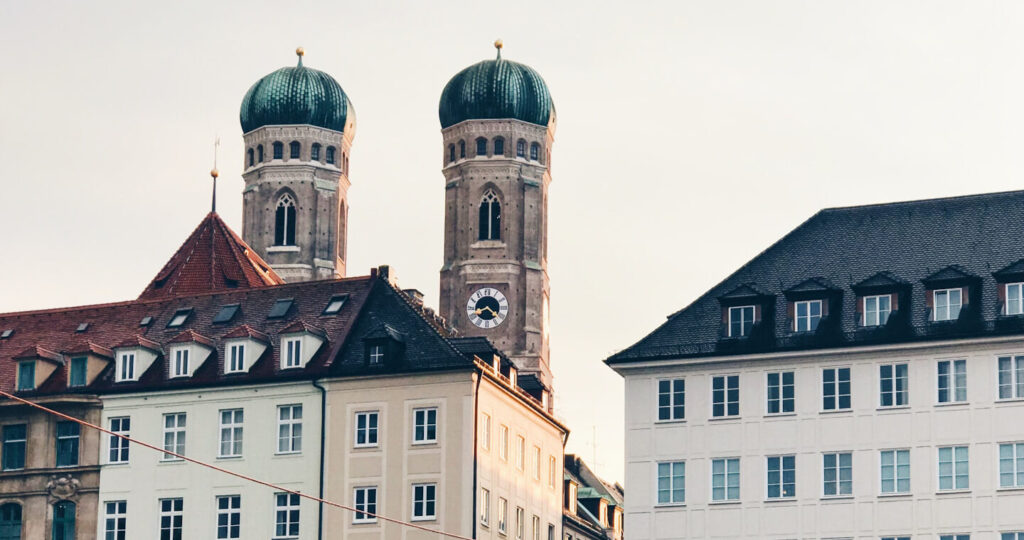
[821,189,1024,213]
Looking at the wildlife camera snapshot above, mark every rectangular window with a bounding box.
[766,371,795,414]
[274,493,300,539]
[216,495,240,539]
[412,483,436,521]
[277,405,302,454]
[657,461,685,504]
[516,507,524,540]
[711,375,739,417]
[548,456,557,488]
[657,378,685,421]
[69,356,87,387]
[823,452,852,496]
[532,515,541,540]
[353,411,379,448]
[55,421,79,467]
[2,424,26,470]
[934,288,963,321]
[937,359,968,403]
[515,435,525,471]
[108,417,130,464]
[499,425,509,461]
[863,294,892,326]
[104,501,127,540]
[479,488,490,526]
[480,413,491,450]
[159,498,183,540]
[413,407,437,443]
[938,446,969,491]
[940,535,970,540]
[498,497,508,534]
[881,537,911,540]
[16,361,34,391]
[822,367,852,410]
[711,458,740,501]
[118,352,135,382]
[368,344,384,365]
[284,338,302,368]
[728,306,755,337]
[998,356,1024,399]
[353,487,377,523]
[766,455,796,499]
[172,349,189,377]
[794,299,822,332]
[162,413,186,460]
[219,409,244,457]
[999,443,1024,488]
[533,446,542,480]
[1002,534,1024,540]
[880,449,911,494]
[1007,283,1024,315]
[879,363,909,407]
[227,344,245,373]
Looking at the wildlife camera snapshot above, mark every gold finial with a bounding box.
[494,39,503,50]
[210,168,219,179]
[296,47,305,57]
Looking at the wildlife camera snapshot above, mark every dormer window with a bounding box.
[172,349,190,378]
[227,343,245,373]
[283,337,302,369]
[368,344,384,365]
[362,324,405,367]
[599,500,608,527]
[794,300,821,332]
[118,352,136,382]
[566,481,578,514]
[728,306,755,337]
[1007,283,1024,315]
[933,288,962,321]
[68,357,87,388]
[16,362,34,391]
[863,294,892,326]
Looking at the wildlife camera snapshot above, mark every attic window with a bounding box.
[76,323,89,333]
[213,304,241,324]
[140,316,153,327]
[1,329,13,339]
[268,299,294,319]
[167,308,193,328]
[322,295,348,316]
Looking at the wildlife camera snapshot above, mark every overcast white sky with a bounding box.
[4,0,1024,484]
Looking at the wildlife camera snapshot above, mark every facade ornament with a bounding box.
[46,474,81,502]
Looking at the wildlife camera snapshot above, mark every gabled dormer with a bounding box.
[112,336,161,383]
[12,346,63,392]
[564,478,579,515]
[783,277,842,335]
[361,323,406,367]
[994,259,1024,317]
[221,325,270,374]
[717,283,775,340]
[278,320,326,370]
[851,271,911,330]
[922,265,980,325]
[166,330,215,379]
[63,342,114,388]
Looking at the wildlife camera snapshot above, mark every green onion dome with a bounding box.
[240,49,354,134]
[439,42,554,129]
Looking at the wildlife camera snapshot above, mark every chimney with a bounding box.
[403,289,425,306]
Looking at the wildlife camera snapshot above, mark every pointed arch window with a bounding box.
[0,503,21,540]
[257,145,264,163]
[448,144,456,163]
[272,142,284,160]
[326,146,336,165]
[476,137,488,157]
[275,194,297,246]
[530,142,540,161]
[247,148,254,167]
[493,137,505,156]
[516,139,526,158]
[479,189,501,241]
[459,140,466,159]
[311,143,321,161]
[52,501,75,540]
[289,141,301,159]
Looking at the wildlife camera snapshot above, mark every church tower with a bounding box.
[238,48,355,282]
[438,42,556,396]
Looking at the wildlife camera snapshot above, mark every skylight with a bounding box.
[140,316,153,327]
[0,330,12,339]
[167,308,193,328]
[76,323,89,333]
[268,299,294,319]
[322,295,348,316]
[213,304,241,324]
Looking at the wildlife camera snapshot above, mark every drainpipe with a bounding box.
[313,379,327,540]
[472,369,482,539]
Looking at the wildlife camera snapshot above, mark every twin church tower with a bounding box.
[236,44,556,393]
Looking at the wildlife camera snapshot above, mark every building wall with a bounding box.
[621,338,1024,539]
[98,383,321,539]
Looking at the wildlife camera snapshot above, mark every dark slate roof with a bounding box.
[608,190,1024,364]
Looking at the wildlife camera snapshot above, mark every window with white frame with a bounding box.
[216,495,240,539]
[933,288,963,321]
[172,349,189,378]
[353,487,377,523]
[412,483,436,521]
[368,344,384,365]
[940,535,970,540]
[657,378,684,421]
[162,413,186,460]
[822,367,851,410]
[532,515,541,540]
[711,458,740,501]
[117,352,136,382]
[880,449,910,493]
[274,493,300,539]
[413,407,437,443]
[515,507,524,540]
[881,537,910,540]
[999,443,1024,488]
[1007,283,1024,315]
[1002,533,1024,540]
[567,483,577,514]
[515,435,525,471]
[998,356,1024,399]
[227,343,245,373]
[657,461,685,504]
[159,498,183,540]
[479,488,490,526]
[479,413,491,450]
[277,405,302,454]
[937,359,967,403]
[104,501,127,540]
[219,409,243,458]
[355,411,378,447]
[879,363,909,407]
[548,456,556,488]
[711,375,739,417]
[499,425,509,461]
[938,446,969,491]
[497,497,508,534]
[823,452,852,496]
[728,306,755,337]
[862,294,892,326]
[766,371,795,414]
[533,446,541,480]
[766,455,796,499]
[283,338,302,369]
[108,417,130,464]
[794,299,822,332]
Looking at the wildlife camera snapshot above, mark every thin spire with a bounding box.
[494,39,503,60]
[296,46,305,67]
[211,136,220,213]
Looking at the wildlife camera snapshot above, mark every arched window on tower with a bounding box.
[272,142,284,160]
[289,141,301,159]
[476,137,488,157]
[493,137,505,156]
[326,146,336,165]
[459,140,466,159]
[311,143,321,161]
[530,142,540,161]
[257,145,264,163]
[52,501,75,540]
[516,139,526,158]
[0,503,21,540]
[448,144,456,163]
[275,194,297,246]
[247,148,254,167]
[479,189,501,241]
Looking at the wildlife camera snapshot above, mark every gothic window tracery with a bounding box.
[275,194,297,246]
[479,189,501,241]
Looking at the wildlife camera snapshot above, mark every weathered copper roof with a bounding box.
[239,54,354,134]
[439,48,554,129]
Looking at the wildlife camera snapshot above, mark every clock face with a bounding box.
[466,288,509,329]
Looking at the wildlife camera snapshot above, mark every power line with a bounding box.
[0,389,472,540]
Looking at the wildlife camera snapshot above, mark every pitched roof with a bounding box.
[138,212,284,300]
[608,190,1024,364]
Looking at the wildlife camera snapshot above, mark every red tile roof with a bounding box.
[168,329,215,347]
[279,320,327,338]
[138,212,284,300]
[221,324,270,343]
[12,345,63,364]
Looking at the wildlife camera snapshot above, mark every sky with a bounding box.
[4,0,1024,484]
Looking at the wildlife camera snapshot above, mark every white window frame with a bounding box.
[499,425,509,461]
[822,452,852,497]
[479,413,491,450]
[879,363,909,408]
[497,497,508,534]
[103,501,127,540]
[277,405,302,454]
[353,486,377,523]
[794,299,822,332]
[656,378,685,421]
[216,495,241,539]
[171,348,190,378]
[937,359,968,404]
[413,407,438,444]
[515,435,525,471]
[1007,283,1024,315]
[727,305,755,337]
[766,455,796,499]
[515,506,525,540]
[862,294,892,326]
[218,409,244,458]
[159,498,183,539]
[108,417,130,464]
[548,456,557,489]
[479,487,490,527]
[162,413,186,461]
[533,446,542,480]
[933,287,963,321]
[998,355,1024,400]
[368,344,384,365]
[999,442,1024,488]
[532,515,541,540]
[766,371,795,415]
[354,411,379,448]
[711,374,739,418]
[227,343,245,374]
[411,483,437,521]
[117,352,136,382]
[710,457,740,501]
[273,492,300,540]
[656,461,685,505]
[938,445,969,491]
[822,366,852,411]
[880,449,911,494]
[283,337,302,369]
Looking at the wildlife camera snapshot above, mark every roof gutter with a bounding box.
[312,379,327,540]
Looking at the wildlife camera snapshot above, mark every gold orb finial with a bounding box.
[296,46,305,57]
[494,39,503,50]
[210,168,219,179]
